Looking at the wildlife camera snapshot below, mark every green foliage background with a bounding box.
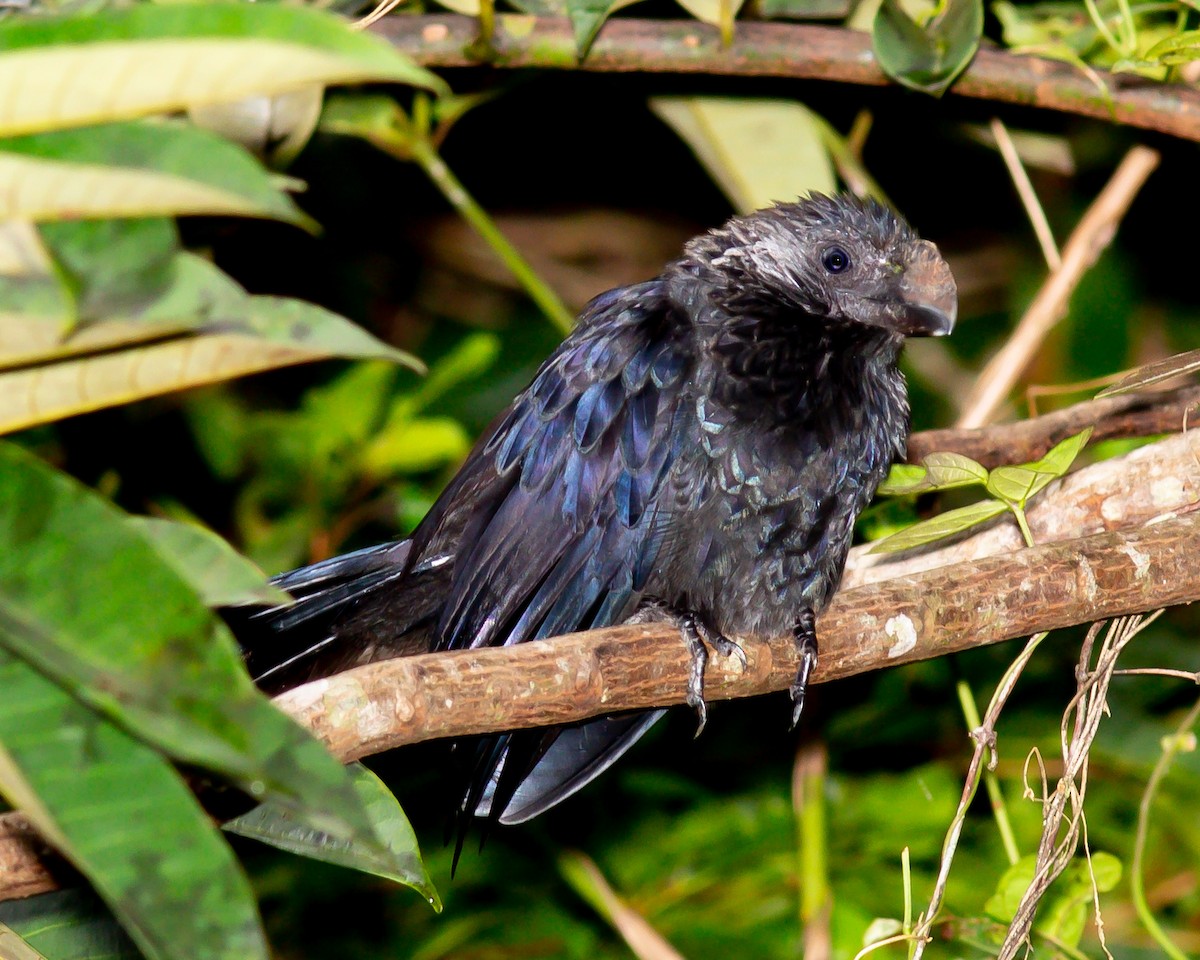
[1,0,1199,958]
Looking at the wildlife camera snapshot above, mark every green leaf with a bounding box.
[225,762,441,911]
[129,516,290,608]
[876,462,931,496]
[566,0,648,55]
[872,0,983,96]
[0,442,379,848]
[0,121,310,226]
[1142,29,1200,64]
[0,888,144,960]
[869,498,1007,553]
[229,296,424,368]
[0,4,445,138]
[318,92,413,155]
[0,650,268,960]
[1087,850,1123,892]
[986,427,1091,507]
[362,416,471,475]
[877,452,988,495]
[650,97,836,214]
[984,854,1036,922]
[40,217,180,322]
[0,254,422,434]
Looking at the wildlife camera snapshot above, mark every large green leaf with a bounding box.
[872,0,983,96]
[0,121,310,225]
[129,516,290,608]
[0,443,378,848]
[0,890,140,960]
[0,4,445,138]
[0,650,267,960]
[650,97,836,214]
[225,763,441,911]
[0,253,421,433]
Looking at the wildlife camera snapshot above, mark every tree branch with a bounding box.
[956,145,1161,428]
[3,427,1198,903]
[372,16,1200,144]
[905,384,1200,467]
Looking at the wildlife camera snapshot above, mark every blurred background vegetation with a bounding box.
[1,0,1200,958]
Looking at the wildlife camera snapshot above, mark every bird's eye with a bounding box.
[823,247,851,273]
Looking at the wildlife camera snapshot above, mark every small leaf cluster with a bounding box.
[872,428,1093,552]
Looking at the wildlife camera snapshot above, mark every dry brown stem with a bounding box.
[957,145,1161,428]
[373,17,1200,143]
[996,616,1153,960]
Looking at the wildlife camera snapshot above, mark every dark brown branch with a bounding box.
[373,16,1200,144]
[906,384,1200,467]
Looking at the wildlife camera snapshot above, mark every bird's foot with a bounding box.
[790,609,819,730]
[641,598,741,737]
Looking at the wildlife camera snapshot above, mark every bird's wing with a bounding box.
[405,281,694,838]
[416,280,692,653]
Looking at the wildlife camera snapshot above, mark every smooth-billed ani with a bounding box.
[235,193,956,842]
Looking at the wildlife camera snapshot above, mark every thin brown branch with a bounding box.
[906,384,1200,467]
[957,145,1161,428]
[372,16,1200,143]
[990,117,1061,272]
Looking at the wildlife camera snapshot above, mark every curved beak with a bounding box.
[895,240,957,338]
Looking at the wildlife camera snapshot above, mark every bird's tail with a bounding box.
[227,539,423,690]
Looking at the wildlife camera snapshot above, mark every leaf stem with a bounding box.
[957,681,1020,865]
[407,138,575,335]
[1131,696,1200,960]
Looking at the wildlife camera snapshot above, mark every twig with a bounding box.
[559,851,687,960]
[990,117,1061,272]
[905,384,1200,468]
[372,17,1200,143]
[957,145,1161,429]
[911,632,1050,960]
[957,680,1020,865]
[1130,694,1200,960]
[793,741,831,960]
[996,615,1156,960]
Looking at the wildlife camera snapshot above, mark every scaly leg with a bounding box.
[790,608,818,730]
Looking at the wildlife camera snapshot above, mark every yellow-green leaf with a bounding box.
[0,121,310,225]
[870,499,1007,553]
[0,4,446,138]
[650,97,836,215]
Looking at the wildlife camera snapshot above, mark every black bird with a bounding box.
[238,193,956,840]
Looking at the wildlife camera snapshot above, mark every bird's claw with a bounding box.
[709,631,748,669]
[679,612,709,737]
[790,610,819,731]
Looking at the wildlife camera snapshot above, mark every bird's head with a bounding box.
[680,193,957,339]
